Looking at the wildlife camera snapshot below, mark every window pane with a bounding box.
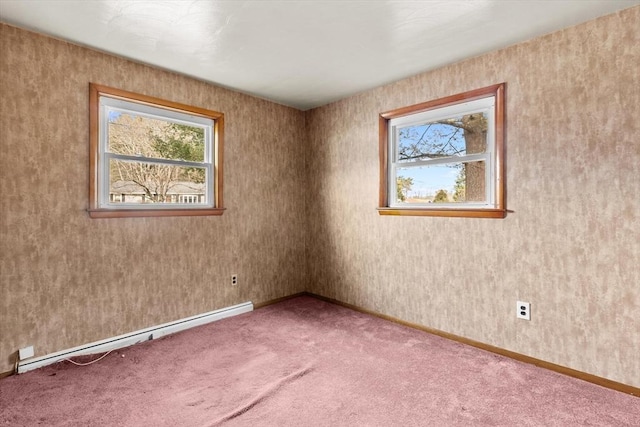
[108,111,205,162]
[397,112,488,163]
[396,161,485,204]
[109,159,207,204]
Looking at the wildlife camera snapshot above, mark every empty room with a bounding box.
[0,0,638,425]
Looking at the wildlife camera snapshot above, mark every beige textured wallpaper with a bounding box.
[306,7,639,387]
[0,24,308,373]
[1,7,638,388]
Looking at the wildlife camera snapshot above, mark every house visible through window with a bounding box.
[89,84,224,218]
[378,84,505,218]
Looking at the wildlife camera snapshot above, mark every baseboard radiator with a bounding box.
[17,301,253,374]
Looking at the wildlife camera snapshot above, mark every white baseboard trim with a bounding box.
[17,301,253,374]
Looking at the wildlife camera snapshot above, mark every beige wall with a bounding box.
[0,24,308,373]
[306,6,639,387]
[1,6,638,387]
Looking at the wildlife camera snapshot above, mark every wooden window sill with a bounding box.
[88,208,226,219]
[377,207,506,218]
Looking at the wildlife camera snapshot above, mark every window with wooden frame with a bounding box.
[89,84,224,218]
[378,83,506,218]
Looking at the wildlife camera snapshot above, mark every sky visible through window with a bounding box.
[398,164,461,199]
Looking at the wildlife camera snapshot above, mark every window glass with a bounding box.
[108,160,208,205]
[395,160,486,205]
[396,112,488,163]
[107,111,206,163]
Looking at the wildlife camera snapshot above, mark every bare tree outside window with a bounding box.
[397,112,487,203]
[108,113,206,204]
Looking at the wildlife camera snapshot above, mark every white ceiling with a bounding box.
[1,0,638,110]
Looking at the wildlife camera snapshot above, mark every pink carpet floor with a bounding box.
[1,296,638,426]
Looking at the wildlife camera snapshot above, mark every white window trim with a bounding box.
[97,96,214,210]
[387,97,496,209]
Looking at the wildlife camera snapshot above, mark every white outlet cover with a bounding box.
[516,301,531,320]
[19,345,35,360]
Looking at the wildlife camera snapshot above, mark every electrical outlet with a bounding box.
[516,301,531,320]
[231,274,238,286]
[19,345,34,360]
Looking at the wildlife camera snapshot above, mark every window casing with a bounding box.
[89,84,224,218]
[378,84,505,218]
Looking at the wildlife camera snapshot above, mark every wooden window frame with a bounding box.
[88,83,225,218]
[378,83,506,218]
